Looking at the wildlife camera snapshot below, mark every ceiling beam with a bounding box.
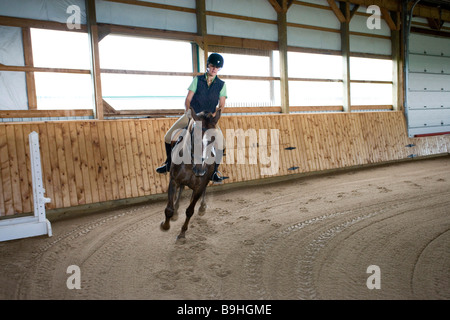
[268,0,282,13]
[327,0,347,23]
[381,8,398,30]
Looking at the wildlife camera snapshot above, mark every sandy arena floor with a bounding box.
[1,156,449,300]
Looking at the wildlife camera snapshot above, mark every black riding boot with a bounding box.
[156,143,172,174]
[211,163,224,183]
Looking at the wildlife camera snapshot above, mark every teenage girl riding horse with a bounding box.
[156,53,227,183]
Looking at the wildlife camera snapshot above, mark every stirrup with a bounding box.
[211,171,228,183]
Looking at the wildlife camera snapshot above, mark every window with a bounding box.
[99,35,193,110]
[99,35,192,72]
[350,57,393,106]
[286,52,343,107]
[218,51,280,107]
[30,28,93,110]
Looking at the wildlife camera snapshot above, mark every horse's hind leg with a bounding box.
[198,189,207,216]
[161,179,177,231]
[171,185,183,221]
[177,187,204,240]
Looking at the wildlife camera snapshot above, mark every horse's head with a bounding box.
[189,107,221,177]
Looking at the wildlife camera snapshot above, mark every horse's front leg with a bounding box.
[161,179,178,231]
[177,187,205,240]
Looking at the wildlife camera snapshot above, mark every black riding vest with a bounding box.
[190,75,225,114]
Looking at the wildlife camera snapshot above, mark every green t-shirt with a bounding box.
[188,74,227,98]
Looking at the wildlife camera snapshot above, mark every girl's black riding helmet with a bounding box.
[207,53,224,68]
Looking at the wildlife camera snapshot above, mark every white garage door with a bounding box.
[407,33,450,137]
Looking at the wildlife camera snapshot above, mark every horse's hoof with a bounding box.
[176,233,186,241]
[198,207,206,216]
[171,213,179,221]
[160,222,170,231]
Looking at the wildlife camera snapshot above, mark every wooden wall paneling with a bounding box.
[345,114,362,166]
[359,113,374,164]
[55,122,70,207]
[268,115,282,177]
[357,113,373,164]
[121,121,138,198]
[133,120,145,195]
[135,120,151,195]
[17,124,32,213]
[76,122,93,204]
[245,116,256,180]
[236,115,249,181]
[341,113,354,167]
[378,113,390,161]
[116,121,133,198]
[286,115,300,172]
[142,120,157,195]
[219,117,235,183]
[229,116,243,182]
[61,123,78,207]
[300,114,314,172]
[380,113,393,159]
[396,113,410,159]
[378,113,391,162]
[96,121,110,200]
[54,122,71,208]
[294,114,309,173]
[277,115,290,174]
[283,114,298,173]
[68,122,86,205]
[0,126,14,215]
[47,123,64,208]
[84,122,101,203]
[109,121,126,199]
[0,125,10,215]
[310,115,325,171]
[389,113,405,159]
[322,115,336,169]
[369,113,382,162]
[327,114,341,169]
[258,115,270,179]
[234,116,248,180]
[13,125,25,213]
[102,121,120,200]
[6,125,22,214]
[332,114,346,168]
[369,113,383,162]
[257,116,266,179]
[146,119,163,194]
[1,113,449,218]
[130,120,144,197]
[96,121,113,201]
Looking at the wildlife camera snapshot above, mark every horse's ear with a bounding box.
[213,109,222,123]
[190,107,200,121]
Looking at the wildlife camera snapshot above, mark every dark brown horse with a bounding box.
[160,108,222,240]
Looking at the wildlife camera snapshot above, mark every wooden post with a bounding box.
[86,0,103,120]
[340,1,351,113]
[278,0,289,114]
[22,27,37,110]
[196,0,208,68]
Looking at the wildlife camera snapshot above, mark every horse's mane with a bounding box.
[194,111,217,129]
